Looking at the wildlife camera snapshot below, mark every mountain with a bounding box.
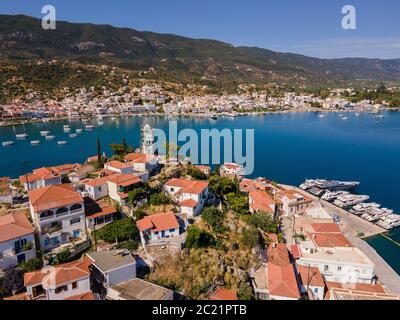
[1,14,400,89]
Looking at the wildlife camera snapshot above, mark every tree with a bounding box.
[202,206,226,234]
[208,176,238,198]
[245,212,279,233]
[226,193,249,216]
[185,226,215,249]
[241,227,260,248]
[95,218,138,243]
[237,282,255,300]
[20,258,43,273]
[187,165,207,180]
[56,248,71,265]
[97,137,102,164]
[0,269,24,296]
[149,193,171,206]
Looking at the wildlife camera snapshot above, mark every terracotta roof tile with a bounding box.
[0,211,34,242]
[137,212,179,233]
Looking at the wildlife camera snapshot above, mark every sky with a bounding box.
[1,0,399,59]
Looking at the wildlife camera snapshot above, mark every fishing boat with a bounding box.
[40,130,50,136]
[69,134,77,138]
[45,135,55,140]
[16,133,28,139]
[2,141,14,146]
[58,141,68,145]
[31,140,41,145]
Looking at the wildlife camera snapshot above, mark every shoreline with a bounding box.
[1,107,399,128]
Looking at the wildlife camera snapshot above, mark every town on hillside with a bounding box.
[0,123,400,301]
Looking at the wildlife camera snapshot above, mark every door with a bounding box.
[17,253,26,264]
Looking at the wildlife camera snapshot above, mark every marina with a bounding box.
[300,178,400,231]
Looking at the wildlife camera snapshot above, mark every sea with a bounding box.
[0,111,399,273]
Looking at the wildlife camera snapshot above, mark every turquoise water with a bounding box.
[0,111,399,272]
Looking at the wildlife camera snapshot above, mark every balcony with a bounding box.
[42,224,63,235]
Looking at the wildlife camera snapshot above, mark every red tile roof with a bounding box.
[0,211,34,242]
[64,292,97,300]
[105,160,132,170]
[137,212,179,233]
[268,263,300,299]
[180,199,198,208]
[291,244,301,260]
[267,243,291,266]
[209,287,238,300]
[124,153,154,164]
[165,178,208,195]
[249,190,275,214]
[311,233,353,248]
[297,265,325,288]
[28,184,83,212]
[24,256,92,287]
[107,174,141,187]
[325,281,386,299]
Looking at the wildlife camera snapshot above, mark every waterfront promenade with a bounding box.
[292,186,400,293]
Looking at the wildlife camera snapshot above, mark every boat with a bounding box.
[376,214,400,230]
[76,128,83,134]
[85,125,94,130]
[40,130,50,136]
[333,194,370,208]
[69,134,77,138]
[299,179,360,191]
[63,125,70,129]
[342,117,348,120]
[321,190,350,202]
[31,140,41,145]
[210,114,218,120]
[111,117,117,121]
[318,114,325,118]
[308,187,325,197]
[2,141,14,146]
[355,113,360,117]
[98,121,104,126]
[58,141,68,145]
[45,135,55,140]
[16,133,28,139]
[375,114,384,119]
[63,127,71,132]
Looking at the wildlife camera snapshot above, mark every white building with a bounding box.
[279,189,313,216]
[0,212,36,270]
[28,184,87,251]
[296,241,375,284]
[137,212,180,246]
[164,178,209,216]
[24,256,93,300]
[104,161,134,174]
[141,124,156,155]
[19,167,62,191]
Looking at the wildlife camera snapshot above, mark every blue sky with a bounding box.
[1,0,399,59]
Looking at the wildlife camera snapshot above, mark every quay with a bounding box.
[290,186,400,294]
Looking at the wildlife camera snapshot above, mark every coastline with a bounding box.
[1,107,399,128]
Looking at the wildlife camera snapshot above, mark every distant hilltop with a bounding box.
[1,14,400,92]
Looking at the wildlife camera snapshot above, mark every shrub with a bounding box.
[56,248,71,265]
[95,218,138,243]
[237,282,255,300]
[241,227,260,248]
[20,258,43,273]
[245,212,279,233]
[202,206,226,233]
[185,226,215,249]
[187,166,207,180]
[149,193,171,206]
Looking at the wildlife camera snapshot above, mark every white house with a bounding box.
[297,240,375,284]
[137,212,180,246]
[124,153,159,174]
[164,178,209,217]
[107,174,142,205]
[28,184,87,251]
[84,175,112,200]
[104,161,134,174]
[220,163,244,178]
[0,212,36,270]
[278,189,313,216]
[24,256,92,300]
[19,167,62,191]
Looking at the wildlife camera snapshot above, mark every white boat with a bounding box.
[355,113,360,117]
[63,125,70,129]
[58,141,68,145]
[375,114,384,119]
[377,215,400,230]
[85,125,94,130]
[31,140,41,145]
[64,127,71,132]
[45,135,55,140]
[333,194,370,208]
[321,191,350,202]
[40,130,50,136]
[299,179,360,191]
[98,121,104,126]
[111,117,117,121]
[342,117,348,120]
[318,114,325,118]
[16,133,28,139]
[76,129,83,133]
[69,134,77,138]
[2,141,14,146]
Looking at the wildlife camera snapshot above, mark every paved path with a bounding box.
[345,232,400,294]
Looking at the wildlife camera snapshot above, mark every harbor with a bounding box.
[300,179,400,231]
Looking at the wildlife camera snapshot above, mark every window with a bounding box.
[70,204,82,211]
[70,218,81,225]
[55,285,68,294]
[324,265,329,272]
[169,229,176,233]
[314,288,319,293]
[72,282,78,290]
[98,186,102,192]
[56,207,68,215]
[337,266,342,272]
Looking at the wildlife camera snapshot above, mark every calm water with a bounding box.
[0,111,399,272]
